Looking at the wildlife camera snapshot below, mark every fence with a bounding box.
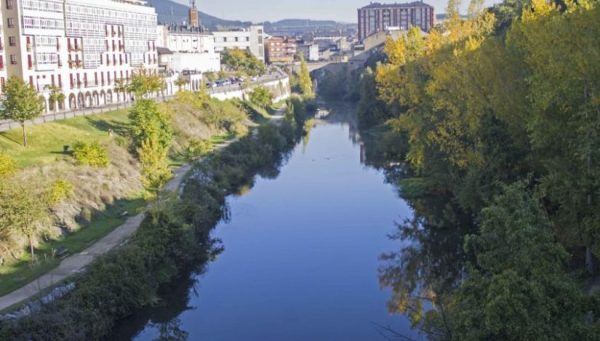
[0,73,290,132]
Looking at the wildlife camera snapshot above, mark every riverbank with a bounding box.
[0,92,261,298]
[0,96,314,340]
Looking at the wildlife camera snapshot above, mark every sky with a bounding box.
[175,0,501,23]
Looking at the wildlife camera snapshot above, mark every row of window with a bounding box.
[23,16,65,30]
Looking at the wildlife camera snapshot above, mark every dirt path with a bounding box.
[0,141,233,312]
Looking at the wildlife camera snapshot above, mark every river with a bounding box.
[112,105,421,340]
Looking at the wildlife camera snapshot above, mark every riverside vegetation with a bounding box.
[0,70,266,297]
[0,69,314,338]
[351,0,600,338]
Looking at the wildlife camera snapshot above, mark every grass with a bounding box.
[0,109,130,167]
[0,103,238,299]
[0,196,145,297]
[169,132,236,167]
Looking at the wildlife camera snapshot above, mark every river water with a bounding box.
[113,106,420,340]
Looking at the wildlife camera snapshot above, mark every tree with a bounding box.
[222,48,266,76]
[46,85,65,114]
[175,76,189,92]
[128,68,164,98]
[298,55,313,98]
[114,79,128,108]
[0,77,45,146]
[128,99,172,150]
[138,136,171,193]
[454,183,591,339]
[0,181,50,260]
[249,86,273,108]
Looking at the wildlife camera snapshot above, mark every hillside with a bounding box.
[146,0,251,30]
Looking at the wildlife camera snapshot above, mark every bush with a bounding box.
[48,179,74,205]
[183,139,214,161]
[249,86,273,108]
[0,153,17,178]
[72,141,110,167]
[138,137,171,193]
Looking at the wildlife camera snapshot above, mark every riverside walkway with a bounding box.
[0,141,234,313]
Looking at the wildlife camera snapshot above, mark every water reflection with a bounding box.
[111,104,420,340]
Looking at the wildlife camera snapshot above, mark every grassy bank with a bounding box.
[0,110,130,167]
[0,92,248,298]
[0,98,313,340]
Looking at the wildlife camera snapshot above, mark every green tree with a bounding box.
[0,77,45,146]
[46,85,65,114]
[222,48,266,76]
[175,76,189,92]
[298,55,313,98]
[114,79,128,109]
[128,99,172,150]
[454,183,590,339]
[138,136,171,193]
[128,68,164,98]
[0,181,50,260]
[249,86,273,108]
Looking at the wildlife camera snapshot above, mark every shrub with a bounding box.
[0,153,17,178]
[72,141,110,167]
[48,179,74,205]
[138,137,171,193]
[183,139,214,161]
[249,86,273,108]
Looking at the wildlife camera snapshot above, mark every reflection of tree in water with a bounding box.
[110,240,223,341]
[153,318,188,341]
[361,132,474,338]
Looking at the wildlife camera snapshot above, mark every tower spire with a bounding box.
[189,0,199,28]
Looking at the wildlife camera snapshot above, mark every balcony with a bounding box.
[68,60,82,68]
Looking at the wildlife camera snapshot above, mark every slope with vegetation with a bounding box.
[0,73,252,297]
[357,0,600,338]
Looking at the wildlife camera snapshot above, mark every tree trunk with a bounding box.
[21,123,27,147]
[29,234,35,261]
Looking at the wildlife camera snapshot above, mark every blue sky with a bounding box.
[175,0,501,23]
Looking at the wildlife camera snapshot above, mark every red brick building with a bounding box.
[265,36,297,64]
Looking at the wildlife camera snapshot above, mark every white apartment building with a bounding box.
[213,25,265,62]
[2,0,158,112]
[0,7,8,88]
[156,25,220,73]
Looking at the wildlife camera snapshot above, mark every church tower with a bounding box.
[189,0,200,28]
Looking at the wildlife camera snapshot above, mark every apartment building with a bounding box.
[0,7,7,89]
[357,1,434,42]
[1,0,158,112]
[156,25,220,73]
[265,36,297,64]
[213,25,265,62]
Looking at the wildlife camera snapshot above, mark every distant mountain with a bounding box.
[146,0,357,36]
[264,19,357,37]
[146,0,251,30]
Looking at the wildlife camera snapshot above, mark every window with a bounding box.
[10,54,17,64]
[6,0,14,10]
[7,18,14,28]
[8,36,15,47]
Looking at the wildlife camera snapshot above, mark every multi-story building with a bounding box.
[213,25,265,62]
[1,0,158,112]
[156,25,220,73]
[265,36,296,64]
[357,1,434,42]
[297,43,319,62]
[0,7,7,90]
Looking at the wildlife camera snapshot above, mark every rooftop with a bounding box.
[360,1,433,9]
